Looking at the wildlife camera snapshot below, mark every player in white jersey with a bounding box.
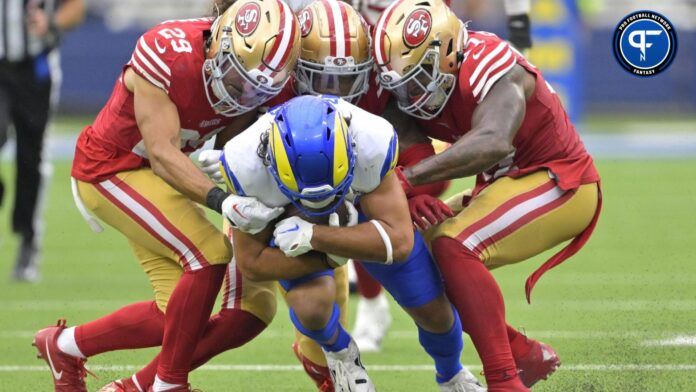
[217,95,483,391]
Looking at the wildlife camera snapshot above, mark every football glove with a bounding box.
[198,149,224,184]
[408,194,454,230]
[273,216,315,257]
[222,194,285,235]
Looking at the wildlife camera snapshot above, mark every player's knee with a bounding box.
[407,294,455,334]
[431,236,479,263]
[292,296,334,330]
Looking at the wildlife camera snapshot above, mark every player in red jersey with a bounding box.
[33,2,299,391]
[373,0,601,391]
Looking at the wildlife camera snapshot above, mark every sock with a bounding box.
[156,265,226,385]
[135,308,266,390]
[293,343,333,389]
[432,237,523,387]
[152,375,182,391]
[354,262,382,299]
[56,327,85,358]
[73,301,165,357]
[290,303,350,352]
[507,324,534,359]
[417,306,464,384]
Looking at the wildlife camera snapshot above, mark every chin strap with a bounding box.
[370,220,393,265]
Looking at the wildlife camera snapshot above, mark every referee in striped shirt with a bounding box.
[1,0,84,282]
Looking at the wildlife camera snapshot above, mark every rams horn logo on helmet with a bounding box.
[235,2,261,36]
[402,9,432,48]
[299,9,313,37]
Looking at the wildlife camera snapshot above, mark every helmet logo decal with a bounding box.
[299,9,313,37]
[402,9,431,48]
[333,58,347,66]
[236,2,261,36]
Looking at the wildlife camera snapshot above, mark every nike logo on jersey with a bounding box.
[472,45,486,60]
[45,340,63,380]
[154,39,167,54]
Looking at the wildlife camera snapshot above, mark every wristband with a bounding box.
[206,187,229,214]
[394,166,415,197]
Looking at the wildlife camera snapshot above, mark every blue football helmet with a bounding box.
[267,95,356,216]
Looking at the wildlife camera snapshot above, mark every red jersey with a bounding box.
[419,31,600,192]
[72,18,235,182]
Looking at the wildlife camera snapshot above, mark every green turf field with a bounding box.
[1,159,695,391]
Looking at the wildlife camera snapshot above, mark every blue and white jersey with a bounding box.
[220,97,398,207]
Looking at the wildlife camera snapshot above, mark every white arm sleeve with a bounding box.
[504,0,531,15]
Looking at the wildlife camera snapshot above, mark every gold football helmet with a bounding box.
[204,0,300,116]
[373,0,466,119]
[295,0,373,102]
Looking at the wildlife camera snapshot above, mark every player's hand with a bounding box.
[273,216,315,257]
[198,150,224,184]
[326,201,358,265]
[408,194,454,230]
[394,166,415,197]
[222,194,285,235]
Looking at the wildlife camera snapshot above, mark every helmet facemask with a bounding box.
[296,56,373,103]
[378,48,456,120]
[203,36,288,117]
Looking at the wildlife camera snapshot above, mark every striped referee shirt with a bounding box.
[0,0,58,62]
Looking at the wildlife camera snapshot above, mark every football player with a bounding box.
[33,2,299,392]
[216,95,483,391]
[372,0,601,391]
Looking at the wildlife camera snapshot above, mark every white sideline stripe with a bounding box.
[5,330,696,340]
[643,335,696,347]
[3,364,696,372]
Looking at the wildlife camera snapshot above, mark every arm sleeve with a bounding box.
[398,143,450,197]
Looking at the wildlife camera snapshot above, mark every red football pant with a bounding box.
[134,308,266,390]
[156,265,226,384]
[432,237,526,389]
[354,262,381,299]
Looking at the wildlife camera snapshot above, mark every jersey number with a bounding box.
[158,28,192,53]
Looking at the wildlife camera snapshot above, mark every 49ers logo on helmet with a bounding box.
[299,9,313,37]
[402,9,431,48]
[236,2,261,36]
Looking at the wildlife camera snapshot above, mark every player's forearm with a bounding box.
[54,0,86,31]
[247,249,331,281]
[149,145,216,205]
[403,130,514,186]
[311,222,412,263]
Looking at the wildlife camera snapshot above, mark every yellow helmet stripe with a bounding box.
[332,113,350,187]
[271,123,299,192]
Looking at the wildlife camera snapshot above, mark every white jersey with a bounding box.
[221,98,398,207]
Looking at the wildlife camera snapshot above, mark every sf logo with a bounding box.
[628,30,663,61]
[403,10,431,47]
[235,3,261,36]
[406,15,429,39]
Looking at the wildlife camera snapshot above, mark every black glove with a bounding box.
[507,13,532,51]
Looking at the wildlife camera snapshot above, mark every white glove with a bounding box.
[273,216,315,257]
[222,194,285,235]
[198,150,223,184]
[326,201,358,265]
